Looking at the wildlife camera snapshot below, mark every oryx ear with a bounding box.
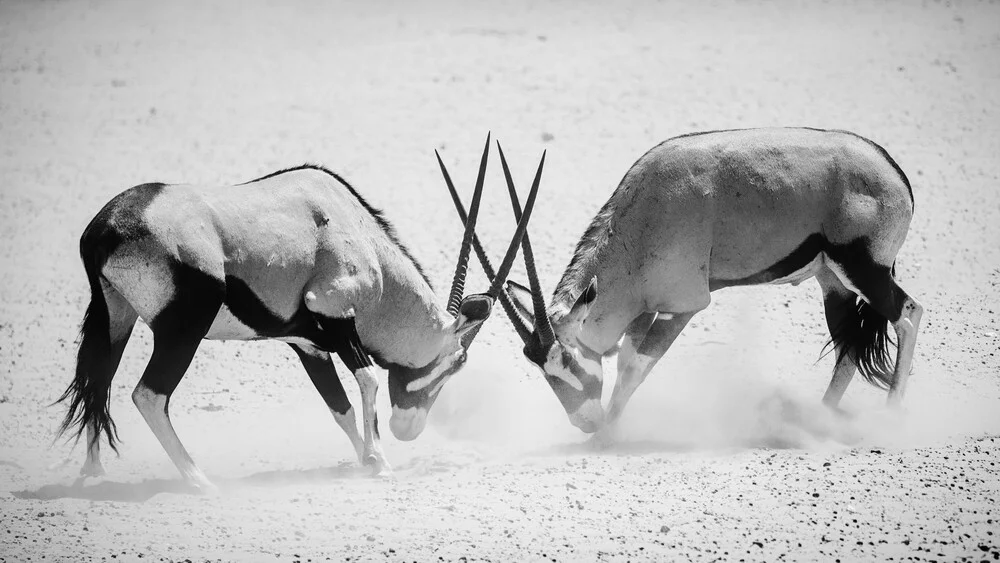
[505,280,535,323]
[558,277,597,327]
[452,294,493,340]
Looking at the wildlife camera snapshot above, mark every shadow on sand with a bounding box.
[12,461,371,502]
[13,478,197,502]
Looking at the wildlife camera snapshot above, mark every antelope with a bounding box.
[445,128,922,438]
[56,135,542,489]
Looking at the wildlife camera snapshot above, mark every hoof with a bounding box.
[587,423,621,450]
[886,396,906,412]
[189,479,220,496]
[79,463,106,479]
[363,453,392,477]
[184,471,219,496]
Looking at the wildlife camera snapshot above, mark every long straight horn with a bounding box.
[436,150,533,342]
[486,150,545,300]
[446,133,490,316]
[496,143,555,348]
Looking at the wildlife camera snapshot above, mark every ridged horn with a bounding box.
[445,133,490,316]
[496,142,555,348]
[485,150,545,300]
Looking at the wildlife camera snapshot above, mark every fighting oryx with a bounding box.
[56,135,542,489]
[446,128,922,437]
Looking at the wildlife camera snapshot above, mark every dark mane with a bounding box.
[244,164,431,287]
[552,199,615,305]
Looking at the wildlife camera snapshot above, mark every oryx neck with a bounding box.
[356,249,451,369]
[551,182,625,311]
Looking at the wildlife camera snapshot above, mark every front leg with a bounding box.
[603,312,694,428]
[313,316,392,477]
[289,343,365,465]
[350,363,390,476]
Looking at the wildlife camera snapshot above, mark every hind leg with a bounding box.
[827,250,923,408]
[816,267,859,408]
[132,267,223,491]
[81,285,138,478]
[887,292,922,406]
[289,343,365,464]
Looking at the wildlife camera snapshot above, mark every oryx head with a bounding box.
[386,134,544,441]
[506,276,604,433]
[440,142,606,434]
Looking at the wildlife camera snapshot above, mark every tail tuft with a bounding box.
[824,298,896,390]
[54,261,120,452]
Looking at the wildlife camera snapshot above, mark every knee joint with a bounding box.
[131,385,166,412]
[354,366,379,395]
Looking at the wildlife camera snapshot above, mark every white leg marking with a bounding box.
[331,407,365,463]
[352,366,391,476]
[605,312,692,425]
[607,352,658,422]
[132,385,214,490]
[80,423,106,478]
[821,345,857,408]
[887,297,923,407]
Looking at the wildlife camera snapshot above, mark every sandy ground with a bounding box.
[2,0,999,560]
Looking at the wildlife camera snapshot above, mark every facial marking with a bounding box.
[406,364,446,392]
[404,351,462,392]
[575,350,602,376]
[543,346,584,391]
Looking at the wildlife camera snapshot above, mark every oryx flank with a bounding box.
[57,135,542,489]
[450,128,922,437]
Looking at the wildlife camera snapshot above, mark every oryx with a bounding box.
[445,128,922,437]
[56,135,542,489]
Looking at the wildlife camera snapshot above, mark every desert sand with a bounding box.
[1,0,998,561]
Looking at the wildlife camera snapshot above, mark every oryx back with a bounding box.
[556,128,914,351]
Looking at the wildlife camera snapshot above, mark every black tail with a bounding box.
[824,292,896,390]
[54,247,121,452]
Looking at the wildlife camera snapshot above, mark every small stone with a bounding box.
[660,525,670,533]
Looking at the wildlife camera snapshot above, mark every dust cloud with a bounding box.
[423,334,1000,459]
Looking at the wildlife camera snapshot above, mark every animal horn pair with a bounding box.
[440,140,554,349]
[440,135,545,339]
